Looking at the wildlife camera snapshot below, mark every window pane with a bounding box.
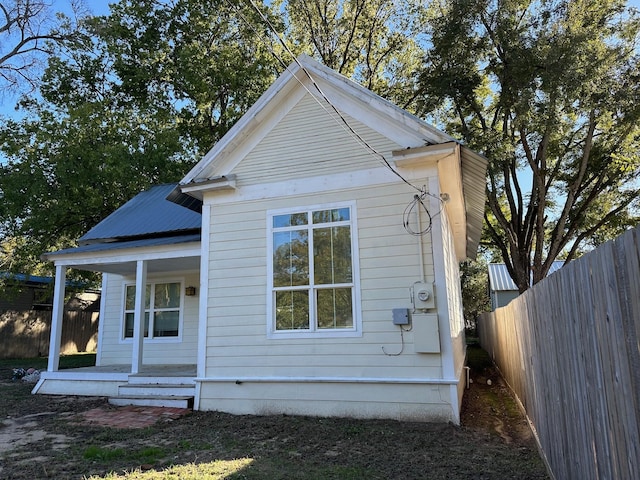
[273,212,308,228]
[124,312,149,337]
[273,230,309,287]
[124,312,134,338]
[312,208,350,224]
[313,226,352,284]
[275,290,309,330]
[125,285,151,309]
[155,283,180,308]
[317,288,353,329]
[154,311,179,337]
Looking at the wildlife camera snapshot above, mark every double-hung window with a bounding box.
[123,281,182,339]
[268,202,361,337]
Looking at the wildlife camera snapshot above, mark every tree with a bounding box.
[418,0,640,292]
[460,258,491,334]
[0,0,86,95]
[276,0,427,109]
[0,0,279,276]
[95,0,280,150]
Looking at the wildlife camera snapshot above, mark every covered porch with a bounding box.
[34,363,198,408]
[37,240,203,408]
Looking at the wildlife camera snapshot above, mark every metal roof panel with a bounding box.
[80,184,201,244]
[488,261,565,292]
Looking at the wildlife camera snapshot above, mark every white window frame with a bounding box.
[266,201,362,339]
[120,278,185,343]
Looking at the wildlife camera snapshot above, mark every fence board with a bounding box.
[0,309,98,359]
[479,225,640,480]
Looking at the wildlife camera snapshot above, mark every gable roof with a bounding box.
[178,54,457,188]
[175,55,488,260]
[79,184,201,246]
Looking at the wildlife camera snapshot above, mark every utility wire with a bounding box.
[229,0,444,236]
[243,0,428,194]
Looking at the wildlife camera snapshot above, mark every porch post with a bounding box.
[47,264,66,372]
[131,260,148,374]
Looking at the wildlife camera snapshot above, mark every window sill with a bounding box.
[120,337,183,344]
[267,329,362,340]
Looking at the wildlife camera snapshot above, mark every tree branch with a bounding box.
[547,109,597,261]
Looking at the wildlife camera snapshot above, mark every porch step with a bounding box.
[127,375,195,386]
[118,383,195,397]
[109,382,196,409]
[109,395,194,409]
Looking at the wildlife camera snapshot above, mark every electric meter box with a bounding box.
[412,282,435,310]
[412,313,440,353]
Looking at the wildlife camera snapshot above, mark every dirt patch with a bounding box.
[461,360,536,447]
[0,351,548,480]
[0,412,70,454]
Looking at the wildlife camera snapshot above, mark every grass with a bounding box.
[84,446,166,463]
[0,352,96,380]
[86,458,255,480]
[0,352,549,480]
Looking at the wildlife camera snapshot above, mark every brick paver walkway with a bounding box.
[78,405,190,428]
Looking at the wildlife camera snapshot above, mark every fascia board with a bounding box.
[47,243,201,267]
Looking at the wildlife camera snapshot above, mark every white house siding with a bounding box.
[199,178,458,421]
[232,94,400,188]
[97,271,200,366]
[438,209,467,410]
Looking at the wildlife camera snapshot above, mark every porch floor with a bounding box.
[60,364,197,377]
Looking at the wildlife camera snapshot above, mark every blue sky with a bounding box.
[2,0,640,116]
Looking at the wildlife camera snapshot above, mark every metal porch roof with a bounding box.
[79,184,201,245]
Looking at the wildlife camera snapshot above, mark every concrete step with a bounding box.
[108,395,193,409]
[118,383,195,397]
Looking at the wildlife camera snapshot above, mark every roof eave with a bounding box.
[393,142,488,261]
[179,175,237,200]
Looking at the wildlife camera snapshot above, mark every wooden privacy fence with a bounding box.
[479,226,640,480]
[0,309,99,359]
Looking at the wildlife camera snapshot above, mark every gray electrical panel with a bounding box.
[392,308,410,325]
[412,313,440,353]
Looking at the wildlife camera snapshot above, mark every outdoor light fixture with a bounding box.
[185,286,197,296]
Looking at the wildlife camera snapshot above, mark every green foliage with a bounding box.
[84,446,127,461]
[420,0,640,291]
[0,0,279,277]
[460,258,491,332]
[98,0,280,151]
[277,0,427,109]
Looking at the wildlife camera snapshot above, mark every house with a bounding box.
[488,261,565,310]
[35,55,487,424]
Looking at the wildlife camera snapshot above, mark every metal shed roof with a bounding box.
[79,184,201,245]
[488,261,565,292]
